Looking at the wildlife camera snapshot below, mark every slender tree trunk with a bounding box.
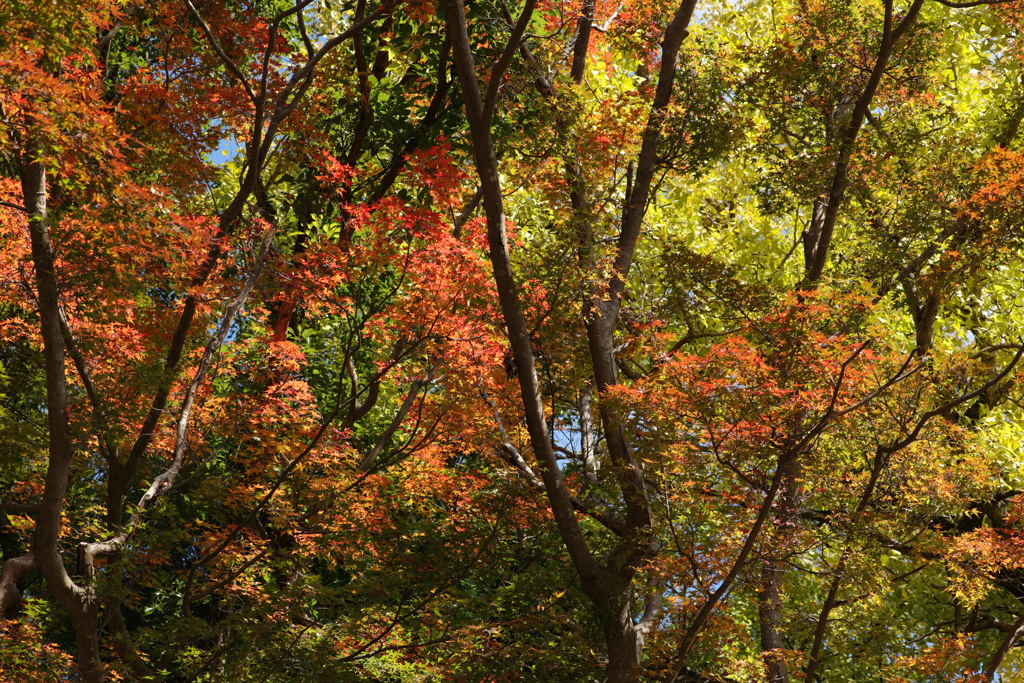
[21,132,104,682]
[441,1,698,678]
[759,559,789,683]
[758,456,801,683]
[802,0,924,283]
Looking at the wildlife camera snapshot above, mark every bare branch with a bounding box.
[273,0,317,23]
[79,224,277,583]
[636,575,667,647]
[268,0,401,125]
[665,326,742,358]
[804,0,926,282]
[498,0,554,96]
[442,0,604,580]
[972,343,1024,359]
[931,0,1017,7]
[0,200,27,213]
[453,186,483,237]
[296,8,315,59]
[831,349,922,419]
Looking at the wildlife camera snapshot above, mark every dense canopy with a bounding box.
[3,0,1024,681]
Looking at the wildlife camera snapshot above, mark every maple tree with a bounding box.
[3,0,1024,681]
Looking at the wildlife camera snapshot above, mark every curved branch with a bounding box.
[80,224,276,581]
[931,0,1017,7]
[0,553,36,616]
[984,610,1024,679]
[884,341,1024,455]
[267,0,401,126]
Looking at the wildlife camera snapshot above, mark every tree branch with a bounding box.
[482,0,537,124]
[984,610,1024,679]
[804,0,926,283]
[931,0,1017,7]
[0,553,36,617]
[358,378,427,473]
[182,0,259,103]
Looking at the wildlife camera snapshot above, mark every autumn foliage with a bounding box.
[3,0,1024,682]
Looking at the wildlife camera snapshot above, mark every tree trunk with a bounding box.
[759,559,790,683]
[21,129,104,683]
[441,1,696,680]
[605,596,644,683]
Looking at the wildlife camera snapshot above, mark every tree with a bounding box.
[443,0,1024,680]
[3,0,1024,681]
[1,1,508,679]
